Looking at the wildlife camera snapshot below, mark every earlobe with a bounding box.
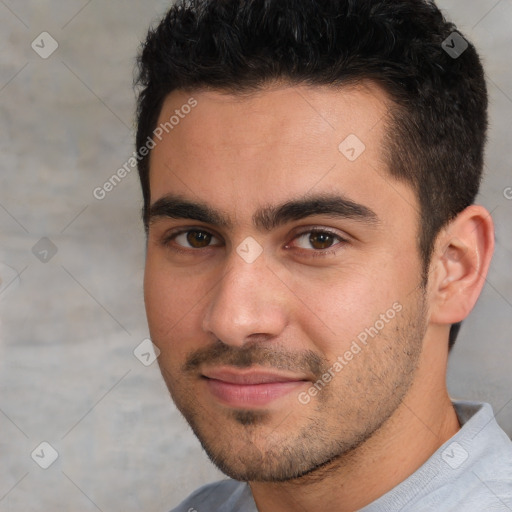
[429,205,494,326]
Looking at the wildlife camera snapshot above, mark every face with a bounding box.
[144,83,428,482]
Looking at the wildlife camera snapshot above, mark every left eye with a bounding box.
[174,230,221,248]
[293,231,344,250]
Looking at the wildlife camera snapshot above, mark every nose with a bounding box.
[202,252,289,346]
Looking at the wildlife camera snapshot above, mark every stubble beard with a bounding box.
[158,293,427,483]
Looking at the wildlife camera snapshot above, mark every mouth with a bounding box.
[201,367,309,408]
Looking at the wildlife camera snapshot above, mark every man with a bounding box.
[135,0,512,510]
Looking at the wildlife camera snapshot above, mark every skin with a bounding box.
[144,82,494,512]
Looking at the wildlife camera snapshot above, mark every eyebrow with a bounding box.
[148,193,379,230]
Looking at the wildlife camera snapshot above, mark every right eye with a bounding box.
[166,229,223,249]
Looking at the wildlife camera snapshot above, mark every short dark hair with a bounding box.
[135,0,488,348]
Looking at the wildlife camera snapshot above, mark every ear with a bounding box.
[428,205,495,325]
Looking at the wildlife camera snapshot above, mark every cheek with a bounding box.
[287,259,414,357]
[143,256,207,359]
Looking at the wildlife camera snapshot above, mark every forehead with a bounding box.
[153,82,390,162]
[149,82,416,226]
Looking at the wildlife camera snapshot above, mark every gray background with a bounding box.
[0,1,510,510]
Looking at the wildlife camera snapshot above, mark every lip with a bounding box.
[202,368,308,408]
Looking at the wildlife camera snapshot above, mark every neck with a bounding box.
[249,336,460,512]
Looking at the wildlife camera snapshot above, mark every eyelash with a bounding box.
[161,227,349,257]
[286,228,348,255]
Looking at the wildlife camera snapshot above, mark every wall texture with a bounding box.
[0,1,511,510]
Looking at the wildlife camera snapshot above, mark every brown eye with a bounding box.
[171,229,220,249]
[291,230,346,252]
[309,232,335,249]
[186,230,213,248]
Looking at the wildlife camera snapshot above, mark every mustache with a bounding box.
[182,342,327,378]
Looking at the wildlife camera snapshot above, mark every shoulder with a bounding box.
[420,401,512,511]
[169,479,255,512]
[362,402,512,512]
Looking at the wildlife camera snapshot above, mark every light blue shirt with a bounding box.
[171,402,512,511]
